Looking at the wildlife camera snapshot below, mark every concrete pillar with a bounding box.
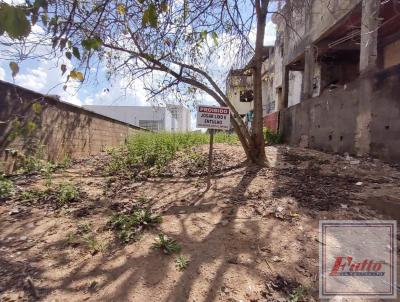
[356,0,380,156]
[303,45,315,100]
[279,65,289,110]
[359,0,380,73]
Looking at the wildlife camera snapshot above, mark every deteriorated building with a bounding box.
[231,0,400,162]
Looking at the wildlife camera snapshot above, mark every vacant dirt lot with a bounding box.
[1,144,399,301]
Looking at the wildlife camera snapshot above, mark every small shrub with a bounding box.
[263,128,282,145]
[214,132,239,145]
[109,209,162,243]
[20,188,43,202]
[137,194,149,205]
[65,224,105,254]
[106,148,129,174]
[66,232,79,245]
[83,234,105,254]
[289,285,308,302]
[152,233,181,255]
[56,182,79,205]
[41,162,56,187]
[0,175,14,199]
[77,223,92,235]
[57,155,72,170]
[175,255,189,271]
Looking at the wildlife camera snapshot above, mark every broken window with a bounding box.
[239,90,254,102]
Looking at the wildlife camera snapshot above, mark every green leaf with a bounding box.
[142,3,158,28]
[160,1,168,12]
[212,32,218,46]
[25,121,36,133]
[116,4,126,15]
[81,38,102,51]
[0,3,31,39]
[59,38,67,50]
[9,61,19,77]
[60,64,67,75]
[31,8,39,25]
[65,51,72,60]
[143,53,155,61]
[48,16,58,27]
[41,13,48,27]
[72,47,80,60]
[200,30,207,41]
[32,102,42,115]
[70,70,84,82]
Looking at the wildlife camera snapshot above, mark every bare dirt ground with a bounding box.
[1,144,400,302]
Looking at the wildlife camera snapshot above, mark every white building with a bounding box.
[83,105,191,132]
[166,104,191,132]
[226,70,254,117]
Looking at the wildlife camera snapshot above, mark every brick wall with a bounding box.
[0,80,145,172]
[263,111,279,132]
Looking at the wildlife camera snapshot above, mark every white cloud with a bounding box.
[4,0,25,4]
[264,21,277,46]
[248,21,276,47]
[15,67,47,90]
[83,77,148,106]
[0,66,5,81]
[13,58,83,106]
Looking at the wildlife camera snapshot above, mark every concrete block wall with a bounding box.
[0,80,145,172]
[279,65,400,163]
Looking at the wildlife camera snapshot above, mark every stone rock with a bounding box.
[272,256,283,262]
[221,220,229,226]
[9,208,20,215]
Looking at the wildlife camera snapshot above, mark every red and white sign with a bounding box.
[196,105,230,130]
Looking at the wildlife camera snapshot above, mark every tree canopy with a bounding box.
[0,0,277,163]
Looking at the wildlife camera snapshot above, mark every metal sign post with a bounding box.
[207,129,214,188]
[196,105,230,189]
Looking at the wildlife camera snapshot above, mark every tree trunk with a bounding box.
[249,0,268,164]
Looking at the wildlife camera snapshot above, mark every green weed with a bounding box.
[106,132,238,173]
[175,255,190,271]
[65,224,105,254]
[288,285,308,302]
[56,182,79,205]
[137,194,149,205]
[57,155,72,170]
[66,232,79,245]
[0,175,14,199]
[82,234,105,254]
[109,209,162,243]
[263,128,282,145]
[20,188,43,202]
[77,223,92,235]
[152,233,181,255]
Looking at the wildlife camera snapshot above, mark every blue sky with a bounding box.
[0,1,276,129]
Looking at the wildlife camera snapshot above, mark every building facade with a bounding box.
[166,104,192,132]
[227,0,400,162]
[83,105,191,132]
